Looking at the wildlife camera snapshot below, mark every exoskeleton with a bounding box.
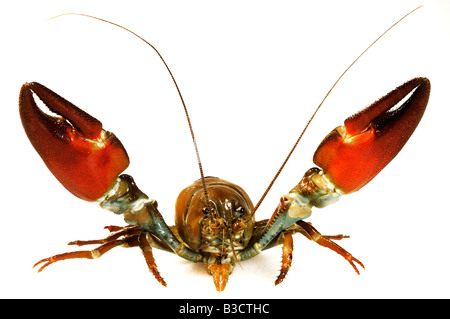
[19,9,430,291]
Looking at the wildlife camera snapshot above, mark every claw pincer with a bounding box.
[19,82,129,201]
[314,77,430,194]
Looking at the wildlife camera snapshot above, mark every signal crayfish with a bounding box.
[19,7,430,292]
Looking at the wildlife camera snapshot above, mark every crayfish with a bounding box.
[19,8,429,291]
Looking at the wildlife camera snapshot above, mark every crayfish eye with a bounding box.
[202,206,216,216]
[236,206,245,217]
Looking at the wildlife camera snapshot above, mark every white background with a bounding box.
[1,0,449,298]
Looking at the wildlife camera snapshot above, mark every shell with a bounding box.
[175,177,255,252]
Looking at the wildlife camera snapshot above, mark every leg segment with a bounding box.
[138,233,167,287]
[275,232,293,285]
[297,220,364,274]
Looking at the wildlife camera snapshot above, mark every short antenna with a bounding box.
[251,5,423,215]
[49,13,212,208]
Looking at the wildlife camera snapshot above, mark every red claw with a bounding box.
[313,77,430,194]
[19,82,130,201]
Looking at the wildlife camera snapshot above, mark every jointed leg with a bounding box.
[296,220,364,274]
[33,234,140,272]
[33,225,167,287]
[67,225,142,246]
[275,232,294,285]
[138,233,166,287]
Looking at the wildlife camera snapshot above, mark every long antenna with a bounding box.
[251,5,423,215]
[49,13,212,208]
